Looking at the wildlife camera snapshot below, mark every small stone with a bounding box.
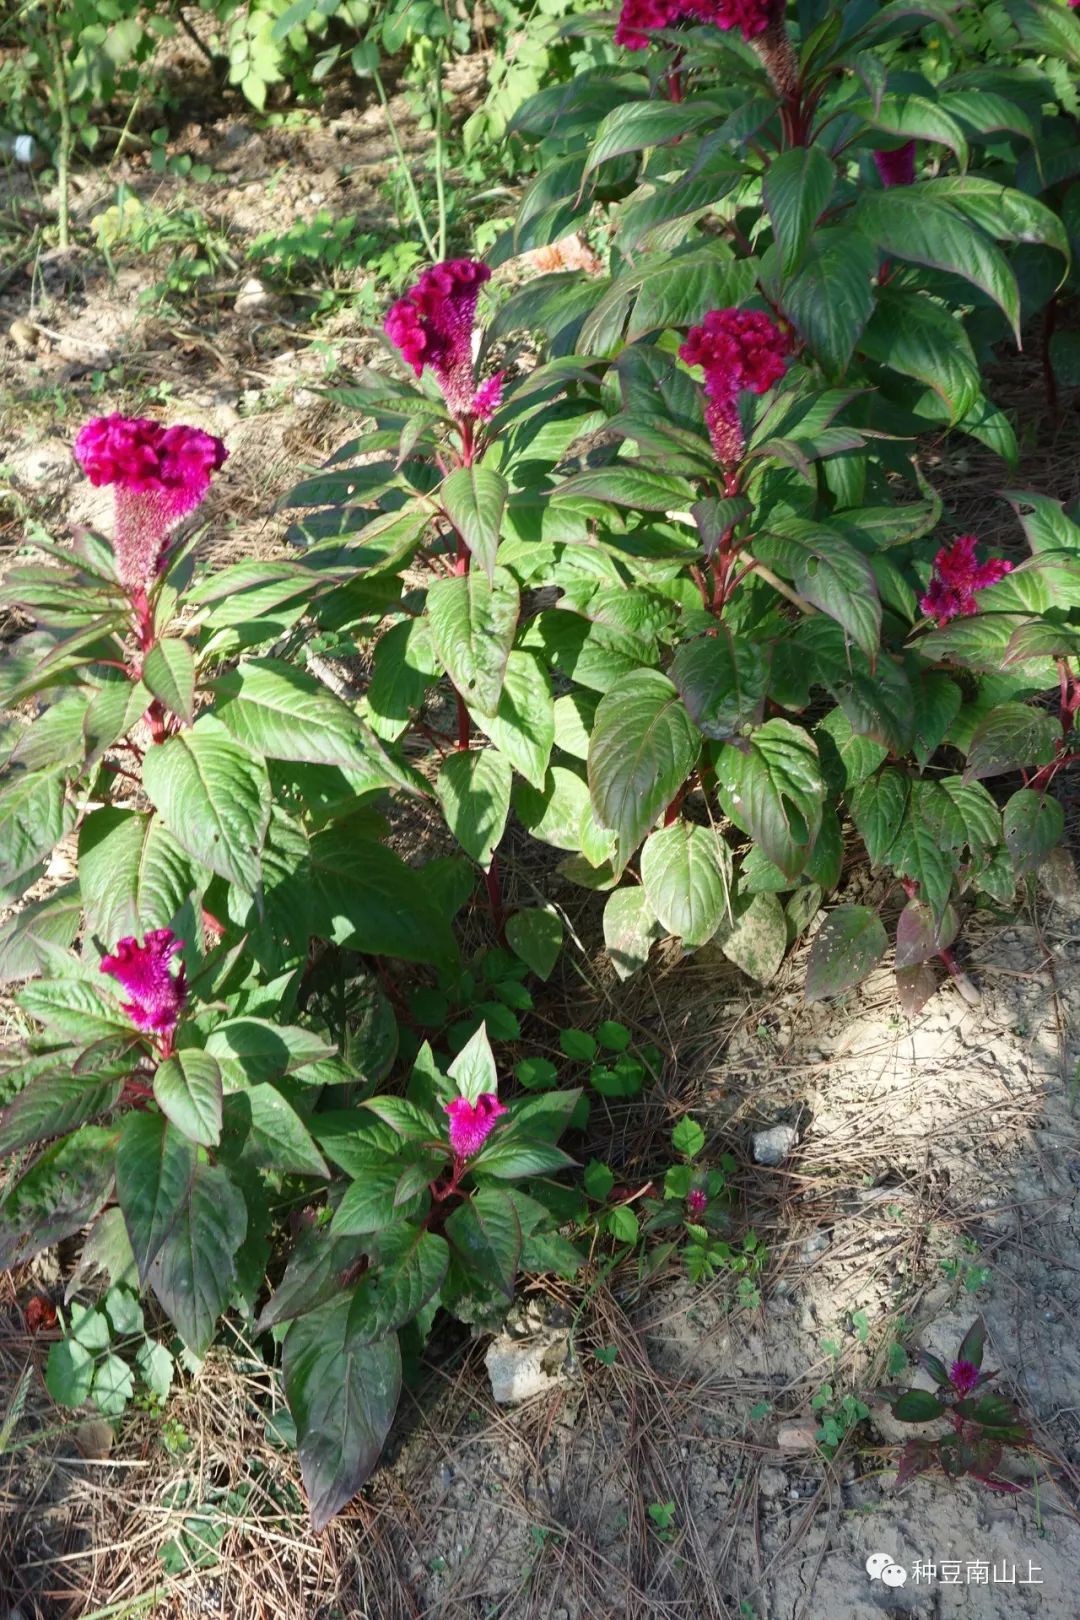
[72,1419,113,1459]
[485,1332,571,1404]
[8,317,39,355]
[234,276,273,315]
[799,1229,831,1263]
[776,1421,818,1451]
[753,1124,799,1166]
[759,1466,786,1498]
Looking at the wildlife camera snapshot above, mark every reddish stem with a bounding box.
[485,854,506,942]
[667,64,684,103]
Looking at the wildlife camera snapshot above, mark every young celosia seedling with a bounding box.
[74,414,228,592]
[686,1187,709,1220]
[443,1093,508,1161]
[384,260,502,431]
[100,929,187,1054]
[679,307,789,467]
[919,535,1012,627]
[873,140,917,187]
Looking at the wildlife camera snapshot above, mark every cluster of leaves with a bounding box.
[889,1318,1032,1490]
[3,0,1080,1532]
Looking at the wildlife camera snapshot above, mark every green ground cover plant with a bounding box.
[2,0,1080,1531]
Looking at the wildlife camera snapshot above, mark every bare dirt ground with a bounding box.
[5,50,1080,1620]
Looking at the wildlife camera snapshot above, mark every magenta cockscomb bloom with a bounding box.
[873,141,917,188]
[919,535,1013,627]
[686,1188,708,1219]
[679,307,789,464]
[100,929,187,1046]
[444,1093,508,1160]
[74,415,228,590]
[384,259,503,422]
[615,0,770,48]
[949,1359,980,1396]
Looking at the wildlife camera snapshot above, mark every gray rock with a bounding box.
[484,1331,572,1404]
[753,1123,799,1166]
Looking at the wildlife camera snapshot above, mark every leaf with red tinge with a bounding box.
[896,1437,938,1487]
[894,900,958,970]
[892,1388,945,1422]
[957,1316,986,1369]
[896,962,937,1016]
[805,905,887,1001]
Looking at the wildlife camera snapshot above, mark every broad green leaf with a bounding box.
[152,1051,223,1148]
[92,1352,134,1417]
[17,977,138,1045]
[815,707,887,789]
[448,1022,498,1102]
[0,1126,117,1270]
[427,565,519,717]
[780,228,877,376]
[445,1185,521,1299]
[624,252,757,345]
[441,466,507,582]
[895,899,959,970]
[860,291,981,423]
[0,768,76,891]
[584,98,719,173]
[669,631,769,740]
[305,828,457,966]
[213,659,409,788]
[223,1085,330,1178]
[505,907,563,980]
[46,1338,94,1407]
[141,719,270,891]
[854,93,969,165]
[347,1227,449,1346]
[436,747,512,869]
[889,788,955,920]
[893,1389,945,1422]
[717,720,825,879]
[963,703,1059,782]
[515,765,591,852]
[849,766,909,865]
[204,1019,334,1088]
[855,192,1020,341]
[588,670,700,871]
[468,651,554,791]
[553,465,695,511]
[0,884,81,984]
[1003,788,1064,875]
[912,673,963,768]
[331,1166,426,1235]
[141,638,196,725]
[283,1294,401,1530]
[0,1070,125,1156]
[640,821,731,949]
[365,617,438,742]
[78,809,195,946]
[603,886,662,980]
[255,1225,372,1335]
[763,144,836,274]
[115,1112,197,1282]
[717,892,787,984]
[758,519,881,659]
[473,1138,576,1178]
[805,905,888,1001]
[147,1160,247,1353]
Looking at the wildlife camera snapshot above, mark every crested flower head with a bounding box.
[686,1187,709,1219]
[873,140,917,188]
[919,535,1012,627]
[100,929,187,1045]
[949,1358,980,1396]
[679,307,789,464]
[443,1092,508,1160]
[615,0,770,47]
[713,0,773,38]
[384,259,501,421]
[74,415,228,591]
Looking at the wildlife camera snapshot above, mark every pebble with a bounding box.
[776,1421,818,1451]
[484,1331,572,1404]
[234,276,273,314]
[799,1229,831,1263]
[753,1123,799,1166]
[759,1466,786,1498]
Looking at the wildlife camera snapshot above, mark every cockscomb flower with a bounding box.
[873,141,917,188]
[686,1188,709,1219]
[443,1093,508,1160]
[615,0,770,48]
[100,929,187,1047]
[74,415,228,591]
[919,535,1012,627]
[679,307,789,464]
[384,259,503,422]
[713,0,773,38]
[949,1359,981,1396]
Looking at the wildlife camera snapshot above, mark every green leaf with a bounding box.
[0,1069,125,1157]
[892,1388,946,1422]
[890,787,955,921]
[584,98,719,174]
[305,828,457,966]
[448,1022,498,1103]
[445,1185,522,1298]
[283,1294,401,1530]
[584,1159,615,1200]
[141,638,196,725]
[759,519,881,659]
[588,671,700,871]
[763,144,835,275]
[441,466,507,583]
[1003,788,1064,876]
[46,1338,94,1407]
[0,1126,117,1270]
[427,565,519,718]
[553,464,694,512]
[331,1167,425,1236]
[855,92,969,166]
[506,907,563,980]
[717,892,787,984]
[469,651,554,791]
[473,1137,576,1178]
[640,821,730,949]
[213,658,408,786]
[148,1160,247,1353]
[515,765,591,852]
[347,1227,449,1345]
[603,886,662,980]
[92,1352,134,1417]
[115,1112,197,1283]
[203,1018,334,1088]
[717,720,825,880]
[78,809,196,945]
[957,1314,986,1369]
[780,228,877,376]
[0,768,77,892]
[849,767,909,866]
[436,748,512,869]
[136,1339,174,1401]
[894,899,958,970]
[855,191,1020,341]
[17,977,138,1045]
[963,703,1059,782]
[623,252,757,345]
[669,631,769,740]
[805,905,888,1001]
[860,291,982,423]
[672,1117,705,1158]
[151,1051,222,1148]
[223,1085,330,1178]
[141,719,270,891]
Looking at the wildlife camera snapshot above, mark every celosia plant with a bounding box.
[919,536,1013,627]
[384,259,502,445]
[891,1320,1031,1492]
[100,929,187,1053]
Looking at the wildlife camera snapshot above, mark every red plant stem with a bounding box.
[458,416,475,470]
[667,63,684,103]
[130,585,168,744]
[485,854,506,941]
[664,785,687,826]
